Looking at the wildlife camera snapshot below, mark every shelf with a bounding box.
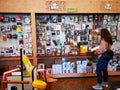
[0,54,119,61]
[49,73,96,78]
[37,54,97,59]
[0,56,33,61]
[48,71,120,78]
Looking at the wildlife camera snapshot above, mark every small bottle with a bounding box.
[88,29,92,41]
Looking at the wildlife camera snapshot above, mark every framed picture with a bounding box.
[37,63,45,81]
[38,63,45,70]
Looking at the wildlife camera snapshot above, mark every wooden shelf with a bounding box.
[48,71,120,78]
[37,54,97,59]
[0,54,119,60]
[50,73,96,78]
[0,56,33,61]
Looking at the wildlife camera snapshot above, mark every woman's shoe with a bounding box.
[92,84,103,90]
[102,82,108,87]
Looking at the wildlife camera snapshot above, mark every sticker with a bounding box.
[28,44,32,48]
[0,16,4,22]
[11,17,16,22]
[7,34,12,39]
[25,44,29,49]
[25,26,31,32]
[2,35,7,41]
[55,25,61,30]
[81,23,86,30]
[61,16,65,24]
[24,33,29,38]
[4,17,10,22]
[12,25,17,30]
[16,27,22,32]
[16,16,22,21]
[17,22,22,26]
[24,17,31,24]
[67,8,77,13]
[18,33,23,39]
[29,38,32,43]
[19,39,23,44]
[1,26,6,32]
[7,25,11,31]
[12,34,17,39]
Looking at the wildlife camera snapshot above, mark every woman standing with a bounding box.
[92,28,113,90]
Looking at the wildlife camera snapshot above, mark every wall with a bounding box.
[0,0,120,13]
[0,0,120,68]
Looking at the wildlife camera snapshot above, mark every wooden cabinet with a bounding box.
[0,0,120,77]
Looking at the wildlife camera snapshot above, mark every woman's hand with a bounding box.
[94,49,99,55]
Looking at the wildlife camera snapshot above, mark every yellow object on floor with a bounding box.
[32,80,47,90]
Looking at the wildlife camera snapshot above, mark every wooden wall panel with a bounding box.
[100,0,118,13]
[0,0,31,13]
[0,0,120,13]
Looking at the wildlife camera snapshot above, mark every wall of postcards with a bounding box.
[0,14,32,56]
[36,14,120,56]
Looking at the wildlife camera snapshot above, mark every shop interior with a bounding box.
[0,0,120,90]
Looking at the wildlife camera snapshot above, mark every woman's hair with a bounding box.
[101,28,113,45]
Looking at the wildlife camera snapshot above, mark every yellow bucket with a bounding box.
[32,80,47,90]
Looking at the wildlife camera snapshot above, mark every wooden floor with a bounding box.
[0,76,120,90]
[46,76,120,90]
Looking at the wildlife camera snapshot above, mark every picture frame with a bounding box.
[38,63,45,70]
